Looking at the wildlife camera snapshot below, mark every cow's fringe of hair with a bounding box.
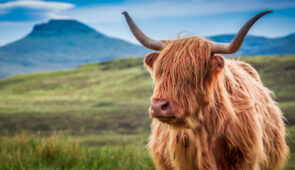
[148,37,289,170]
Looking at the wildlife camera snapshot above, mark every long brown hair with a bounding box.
[148,37,289,170]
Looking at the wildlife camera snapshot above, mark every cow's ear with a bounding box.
[206,54,225,86]
[144,52,159,68]
[211,54,224,74]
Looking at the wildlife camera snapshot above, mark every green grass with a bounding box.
[0,130,294,170]
[0,58,152,134]
[0,133,153,170]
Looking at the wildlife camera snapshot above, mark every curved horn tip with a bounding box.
[263,10,273,14]
[259,10,273,16]
[122,11,128,15]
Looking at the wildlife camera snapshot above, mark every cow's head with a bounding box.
[122,11,271,127]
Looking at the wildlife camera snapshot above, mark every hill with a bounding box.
[0,19,149,78]
[0,55,294,134]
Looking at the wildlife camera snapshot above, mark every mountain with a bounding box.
[0,19,294,78]
[208,33,295,56]
[0,20,149,78]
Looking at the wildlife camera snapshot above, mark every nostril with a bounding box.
[161,102,169,110]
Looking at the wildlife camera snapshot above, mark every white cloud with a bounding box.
[0,0,74,11]
[0,0,75,22]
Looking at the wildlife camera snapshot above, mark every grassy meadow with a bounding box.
[0,55,294,169]
[0,133,154,170]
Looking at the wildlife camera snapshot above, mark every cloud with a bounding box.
[0,0,74,11]
[61,0,295,23]
[0,0,75,22]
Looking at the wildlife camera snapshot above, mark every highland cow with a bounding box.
[123,11,289,170]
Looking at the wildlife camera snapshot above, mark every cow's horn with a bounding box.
[122,11,166,51]
[211,10,272,54]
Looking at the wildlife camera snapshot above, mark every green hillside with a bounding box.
[0,58,152,134]
[0,55,294,134]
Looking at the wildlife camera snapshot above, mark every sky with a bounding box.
[0,0,295,46]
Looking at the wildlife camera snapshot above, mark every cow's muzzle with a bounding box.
[149,98,180,121]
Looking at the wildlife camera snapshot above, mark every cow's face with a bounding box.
[123,10,271,127]
[145,37,224,127]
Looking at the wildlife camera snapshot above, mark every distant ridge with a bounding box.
[208,33,295,56]
[0,19,149,78]
[30,20,102,37]
[0,19,294,78]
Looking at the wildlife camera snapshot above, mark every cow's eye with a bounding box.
[144,52,159,68]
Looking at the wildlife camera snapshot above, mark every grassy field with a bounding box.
[0,133,153,170]
[0,58,152,134]
[0,55,294,169]
[0,130,294,170]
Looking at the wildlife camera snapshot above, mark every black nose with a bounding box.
[150,99,175,119]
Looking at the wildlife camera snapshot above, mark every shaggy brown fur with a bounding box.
[145,37,289,170]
